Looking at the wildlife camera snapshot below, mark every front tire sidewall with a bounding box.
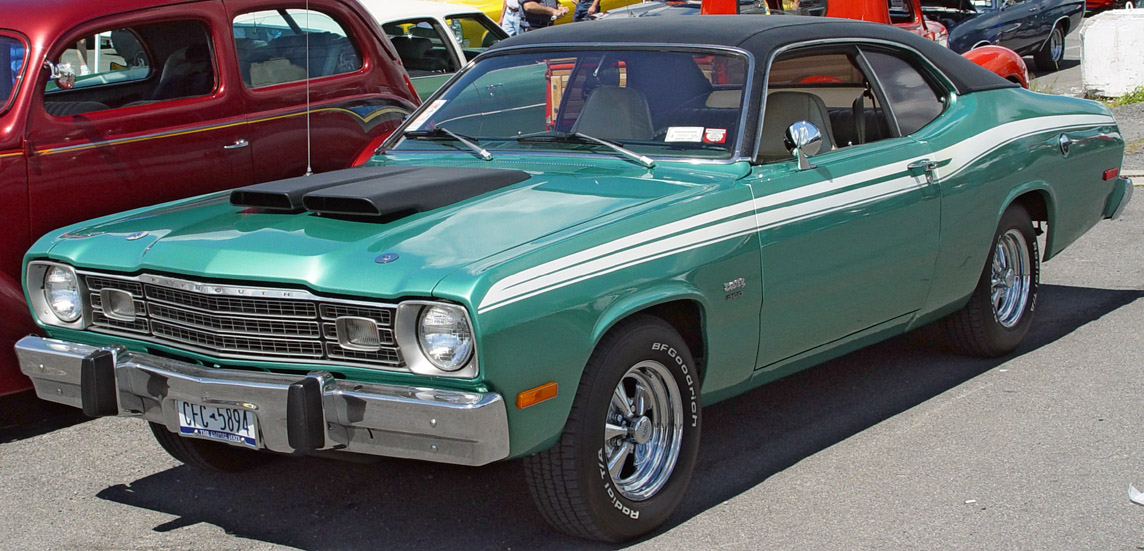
[576,321,701,540]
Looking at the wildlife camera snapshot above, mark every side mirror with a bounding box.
[43,61,77,90]
[785,121,822,171]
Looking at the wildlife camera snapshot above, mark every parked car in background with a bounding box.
[427,0,644,24]
[1086,0,1136,13]
[0,0,420,398]
[921,0,1085,70]
[598,0,770,18]
[15,15,1131,542]
[360,0,508,97]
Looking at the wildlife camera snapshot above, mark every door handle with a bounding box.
[907,158,940,195]
[224,139,249,150]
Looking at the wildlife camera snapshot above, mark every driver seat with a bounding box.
[759,91,836,162]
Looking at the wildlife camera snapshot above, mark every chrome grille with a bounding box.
[146,285,317,318]
[83,272,403,369]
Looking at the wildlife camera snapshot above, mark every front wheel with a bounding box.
[941,205,1040,357]
[149,422,272,472]
[1034,25,1065,71]
[524,315,701,542]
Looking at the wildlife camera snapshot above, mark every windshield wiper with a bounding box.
[517,132,655,169]
[403,127,492,161]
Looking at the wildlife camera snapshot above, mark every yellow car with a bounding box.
[427,0,643,25]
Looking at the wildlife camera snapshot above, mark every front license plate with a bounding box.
[177,400,258,448]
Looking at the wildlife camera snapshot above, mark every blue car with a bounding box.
[922,0,1085,71]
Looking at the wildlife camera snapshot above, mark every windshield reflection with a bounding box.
[391,49,749,160]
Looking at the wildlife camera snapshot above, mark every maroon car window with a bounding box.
[1,35,26,113]
[233,9,363,89]
[43,21,214,116]
[862,50,944,135]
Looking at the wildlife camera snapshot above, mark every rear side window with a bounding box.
[861,50,944,135]
[234,9,363,88]
[42,21,214,116]
[382,19,461,75]
[1,35,26,113]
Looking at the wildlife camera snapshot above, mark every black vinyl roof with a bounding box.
[490,15,1014,95]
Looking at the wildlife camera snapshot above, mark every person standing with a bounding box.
[500,0,523,36]
[573,0,600,21]
[520,0,569,31]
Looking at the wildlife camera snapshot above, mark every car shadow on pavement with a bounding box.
[0,391,91,444]
[95,284,1143,550]
[1029,59,1081,85]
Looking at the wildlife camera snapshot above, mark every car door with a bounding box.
[744,45,948,369]
[228,0,416,182]
[24,1,253,242]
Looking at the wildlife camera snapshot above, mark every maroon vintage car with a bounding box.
[0,0,420,397]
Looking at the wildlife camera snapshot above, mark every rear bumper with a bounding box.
[1105,177,1134,220]
[15,336,509,466]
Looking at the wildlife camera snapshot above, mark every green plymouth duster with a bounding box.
[15,16,1133,541]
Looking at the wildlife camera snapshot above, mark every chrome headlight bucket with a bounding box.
[396,301,478,379]
[26,261,87,329]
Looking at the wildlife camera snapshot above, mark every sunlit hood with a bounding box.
[42,160,743,299]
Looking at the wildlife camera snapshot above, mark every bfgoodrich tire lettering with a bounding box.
[941,204,1040,357]
[148,422,271,472]
[524,315,701,542]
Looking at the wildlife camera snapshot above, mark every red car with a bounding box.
[0,0,420,397]
[1087,0,1136,11]
[764,0,1029,87]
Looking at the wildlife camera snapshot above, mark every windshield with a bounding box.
[390,48,749,160]
[1,34,27,114]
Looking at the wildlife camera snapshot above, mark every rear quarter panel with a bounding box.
[915,88,1121,323]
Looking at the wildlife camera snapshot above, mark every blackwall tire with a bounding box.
[523,315,701,542]
[149,422,272,472]
[1034,26,1065,72]
[941,205,1040,357]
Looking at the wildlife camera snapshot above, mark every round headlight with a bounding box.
[44,266,81,323]
[418,305,474,372]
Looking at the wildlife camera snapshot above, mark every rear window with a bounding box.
[0,35,27,113]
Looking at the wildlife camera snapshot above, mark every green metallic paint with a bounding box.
[20,81,1126,462]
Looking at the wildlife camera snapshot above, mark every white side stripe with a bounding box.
[477,113,1116,313]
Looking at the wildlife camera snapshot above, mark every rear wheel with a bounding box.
[941,205,1040,357]
[524,315,701,542]
[1034,25,1065,72]
[149,422,271,472]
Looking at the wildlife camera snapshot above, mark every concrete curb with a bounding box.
[1123,170,1144,181]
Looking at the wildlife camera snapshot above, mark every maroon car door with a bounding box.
[24,1,254,241]
[224,0,416,182]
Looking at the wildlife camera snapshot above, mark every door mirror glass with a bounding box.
[786,120,822,170]
[44,60,77,90]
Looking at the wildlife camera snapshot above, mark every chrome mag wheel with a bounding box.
[1050,27,1064,63]
[991,228,1032,328]
[603,360,684,501]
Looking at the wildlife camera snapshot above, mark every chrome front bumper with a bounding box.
[15,336,509,466]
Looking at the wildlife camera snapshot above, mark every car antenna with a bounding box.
[305,0,313,176]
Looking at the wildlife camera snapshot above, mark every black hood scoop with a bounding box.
[231,166,531,219]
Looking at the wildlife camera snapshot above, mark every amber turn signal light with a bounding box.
[517,382,558,409]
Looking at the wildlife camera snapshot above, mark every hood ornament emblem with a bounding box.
[375,253,400,264]
[125,231,149,241]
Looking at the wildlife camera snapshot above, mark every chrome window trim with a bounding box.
[752,37,958,163]
[382,42,756,166]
